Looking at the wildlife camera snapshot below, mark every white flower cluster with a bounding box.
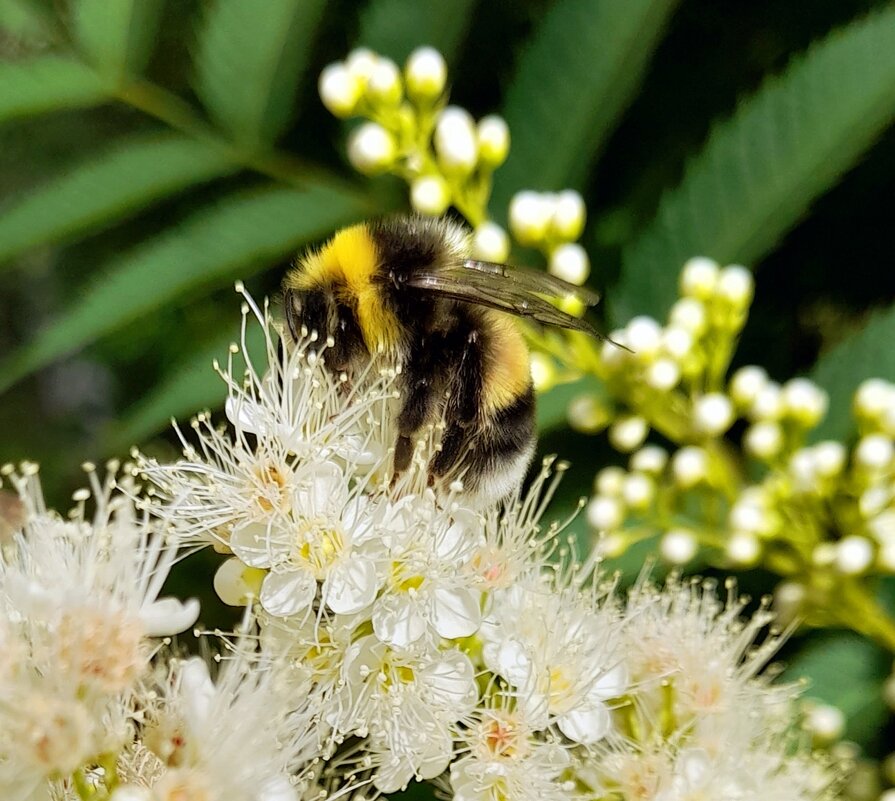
[129,294,840,800]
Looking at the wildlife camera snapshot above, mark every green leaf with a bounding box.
[105,322,267,450]
[536,374,605,432]
[782,630,889,746]
[0,133,238,267]
[72,0,164,76]
[613,7,895,324]
[0,0,52,41]
[491,0,678,214]
[0,55,106,121]
[808,305,895,442]
[0,183,372,393]
[357,0,477,64]
[194,0,328,145]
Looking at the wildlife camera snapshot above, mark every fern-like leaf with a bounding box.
[72,0,164,77]
[0,133,238,267]
[105,322,266,451]
[613,7,895,324]
[357,0,478,64]
[0,183,372,393]
[808,305,895,443]
[491,0,678,214]
[194,0,328,146]
[0,55,106,121]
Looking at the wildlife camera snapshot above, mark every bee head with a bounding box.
[283,285,332,344]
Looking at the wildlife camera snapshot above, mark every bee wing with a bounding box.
[405,264,605,339]
[460,259,602,306]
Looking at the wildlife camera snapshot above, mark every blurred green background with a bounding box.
[3,0,895,789]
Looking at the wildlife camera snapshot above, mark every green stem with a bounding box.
[836,581,895,653]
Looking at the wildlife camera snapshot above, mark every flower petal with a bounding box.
[557,702,611,744]
[140,597,200,636]
[323,559,378,615]
[260,569,316,617]
[432,587,481,639]
[373,594,426,647]
[230,522,275,568]
[589,661,629,701]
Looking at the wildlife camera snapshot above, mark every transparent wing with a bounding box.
[405,263,605,338]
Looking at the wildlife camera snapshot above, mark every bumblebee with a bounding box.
[282,215,603,504]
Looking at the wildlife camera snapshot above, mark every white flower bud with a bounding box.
[586,495,624,531]
[318,62,362,117]
[715,264,754,307]
[346,48,378,81]
[881,789,895,801]
[471,221,510,262]
[729,365,769,408]
[601,332,630,369]
[854,378,894,420]
[680,257,719,300]
[749,382,783,421]
[550,190,586,241]
[609,416,648,452]
[855,434,894,472]
[347,122,397,174]
[782,378,828,427]
[835,535,874,575]
[594,466,626,496]
[111,788,152,801]
[567,394,609,433]
[729,498,767,535]
[859,486,890,519]
[774,580,805,621]
[214,557,264,606]
[879,541,895,573]
[630,445,668,475]
[509,191,552,246]
[672,446,708,488]
[598,532,628,558]
[744,421,783,460]
[660,528,698,564]
[693,393,734,436]
[548,243,590,285]
[434,106,478,174]
[410,175,451,216]
[668,298,707,336]
[529,352,555,391]
[405,46,447,101]
[625,316,663,358]
[366,58,402,104]
[869,510,895,544]
[645,358,681,391]
[813,441,846,477]
[477,114,510,166]
[804,704,845,744]
[812,542,837,567]
[726,531,761,566]
[789,448,820,492]
[622,472,654,510]
[661,326,694,360]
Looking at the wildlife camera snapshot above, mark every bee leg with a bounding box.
[393,434,414,474]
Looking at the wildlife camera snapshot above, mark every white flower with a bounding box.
[480,576,627,743]
[348,121,397,174]
[680,257,719,299]
[477,115,510,166]
[472,221,510,262]
[434,106,478,174]
[318,62,362,117]
[405,46,447,100]
[549,190,586,241]
[509,191,552,246]
[548,243,590,285]
[411,174,451,216]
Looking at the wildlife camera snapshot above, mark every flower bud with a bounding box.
[854,378,894,420]
[111,788,152,801]
[567,394,611,434]
[347,122,397,174]
[645,358,681,391]
[214,557,265,605]
[668,298,707,336]
[434,106,478,174]
[594,466,626,496]
[549,243,590,285]
[855,434,894,472]
[471,221,510,262]
[410,175,451,216]
[661,326,694,360]
[550,190,586,241]
[692,393,734,436]
[789,448,819,492]
[859,486,890,519]
[630,445,668,475]
[600,332,630,369]
[774,580,806,623]
[749,382,783,422]
[744,421,783,460]
[346,48,378,81]
[680,257,719,300]
[813,441,846,478]
[586,495,624,531]
[405,46,447,101]
[366,57,402,105]
[715,264,754,308]
[660,528,698,564]
[782,378,828,427]
[726,531,761,566]
[622,472,654,510]
[804,704,845,745]
[835,535,874,575]
[672,446,708,488]
[729,365,769,408]
[318,62,362,117]
[609,415,648,452]
[529,352,555,392]
[729,497,768,535]
[509,191,551,246]
[476,114,510,166]
[625,316,662,359]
